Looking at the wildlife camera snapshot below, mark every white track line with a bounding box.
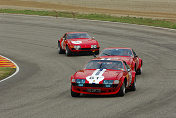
[0,55,19,83]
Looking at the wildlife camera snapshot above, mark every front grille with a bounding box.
[72,48,99,51]
[72,83,118,88]
[80,48,99,50]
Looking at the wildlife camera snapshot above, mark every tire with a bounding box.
[71,88,80,97]
[95,50,99,55]
[58,41,65,54]
[130,77,136,91]
[65,46,72,56]
[117,82,125,97]
[136,67,142,75]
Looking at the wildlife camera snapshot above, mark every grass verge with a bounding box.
[0,67,16,80]
[0,9,176,29]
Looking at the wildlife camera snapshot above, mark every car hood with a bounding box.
[68,38,98,45]
[74,69,123,82]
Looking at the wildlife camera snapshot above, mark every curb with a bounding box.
[0,55,19,83]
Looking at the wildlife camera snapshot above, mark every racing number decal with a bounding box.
[86,69,106,84]
[86,76,104,84]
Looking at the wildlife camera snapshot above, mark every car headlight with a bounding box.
[103,80,114,84]
[74,45,81,50]
[76,79,85,87]
[76,79,85,83]
[114,80,119,84]
[91,45,97,48]
[103,80,119,87]
[72,79,76,82]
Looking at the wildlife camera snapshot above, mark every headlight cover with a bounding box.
[74,45,81,50]
[76,79,85,87]
[76,79,85,83]
[103,80,119,87]
[103,80,114,84]
[91,45,97,48]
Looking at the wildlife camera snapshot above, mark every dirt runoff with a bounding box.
[0,0,176,21]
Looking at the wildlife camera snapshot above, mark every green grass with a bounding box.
[0,67,16,80]
[0,9,176,29]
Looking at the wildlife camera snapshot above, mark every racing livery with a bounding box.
[98,47,143,75]
[71,58,136,97]
[58,32,100,56]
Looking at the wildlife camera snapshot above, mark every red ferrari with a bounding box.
[98,47,143,75]
[71,58,136,97]
[58,32,100,56]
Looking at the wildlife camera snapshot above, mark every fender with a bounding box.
[120,76,126,87]
[138,58,143,69]
[131,71,136,85]
[131,61,135,71]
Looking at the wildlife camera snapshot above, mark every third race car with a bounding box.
[58,32,100,56]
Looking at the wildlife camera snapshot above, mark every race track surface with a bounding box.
[0,14,176,118]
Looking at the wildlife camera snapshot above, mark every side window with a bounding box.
[132,49,137,57]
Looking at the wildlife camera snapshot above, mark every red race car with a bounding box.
[71,58,136,97]
[98,47,143,75]
[58,32,100,56]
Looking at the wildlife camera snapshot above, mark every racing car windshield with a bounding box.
[85,60,124,70]
[99,49,133,57]
[67,33,91,39]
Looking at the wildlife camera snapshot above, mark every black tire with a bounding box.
[58,41,65,54]
[136,67,142,75]
[95,50,99,55]
[71,88,80,97]
[130,77,136,91]
[115,82,125,97]
[65,46,72,56]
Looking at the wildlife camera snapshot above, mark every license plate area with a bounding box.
[87,89,101,93]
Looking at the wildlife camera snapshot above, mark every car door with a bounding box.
[123,61,132,87]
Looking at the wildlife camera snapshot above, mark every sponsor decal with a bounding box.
[86,69,106,84]
[71,41,82,44]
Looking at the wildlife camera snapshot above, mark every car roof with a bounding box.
[67,32,88,34]
[102,47,132,50]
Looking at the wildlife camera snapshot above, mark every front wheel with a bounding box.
[130,77,136,91]
[71,88,80,97]
[58,42,65,54]
[66,46,72,56]
[136,67,142,75]
[95,50,99,55]
[115,82,125,97]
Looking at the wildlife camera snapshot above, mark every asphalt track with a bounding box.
[0,14,176,118]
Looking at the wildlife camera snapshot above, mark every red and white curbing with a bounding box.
[0,55,19,83]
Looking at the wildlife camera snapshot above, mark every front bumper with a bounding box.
[70,48,99,52]
[72,83,121,95]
